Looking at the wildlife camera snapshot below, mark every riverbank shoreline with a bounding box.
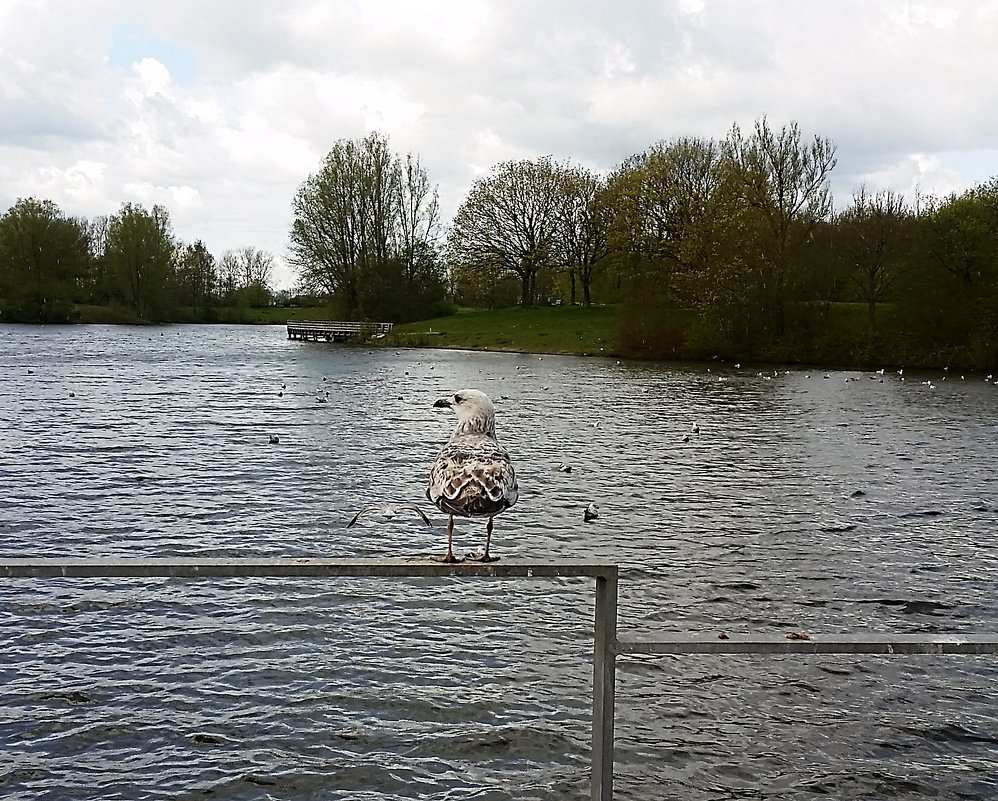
[4,301,994,371]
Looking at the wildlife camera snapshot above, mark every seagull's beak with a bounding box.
[433,396,453,408]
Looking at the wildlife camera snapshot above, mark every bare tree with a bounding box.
[448,156,566,307]
[235,245,274,288]
[395,152,441,285]
[838,186,911,329]
[217,246,274,306]
[557,165,613,306]
[724,118,837,332]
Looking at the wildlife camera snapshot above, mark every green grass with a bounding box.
[388,305,620,355]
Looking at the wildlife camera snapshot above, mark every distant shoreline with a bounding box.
[3,303,993,372]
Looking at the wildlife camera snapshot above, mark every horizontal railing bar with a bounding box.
[617,635,998,656]
[0,557,616,581]
[286,320,393,330]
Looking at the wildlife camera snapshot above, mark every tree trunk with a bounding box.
[520,273,531,306]
[583,279,592,307]
[570,269,577,305]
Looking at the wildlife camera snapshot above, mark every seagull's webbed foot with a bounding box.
[436,551,464,564]
[465,551,499,563]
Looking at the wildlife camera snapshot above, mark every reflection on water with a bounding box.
[1,324,997,800]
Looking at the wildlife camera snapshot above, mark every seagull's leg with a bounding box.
[438,515,461,563]
[470,517,499,563]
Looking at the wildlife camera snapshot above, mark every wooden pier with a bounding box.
[286,319,394,342]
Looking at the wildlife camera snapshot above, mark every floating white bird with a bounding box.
[347,503,432,528]
[427,389,518,562]
[692,423,700,434]
[584,502,599,522]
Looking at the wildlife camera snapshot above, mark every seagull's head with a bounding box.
[434,389,496,437]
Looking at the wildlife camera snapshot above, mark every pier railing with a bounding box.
[3,557,997,801]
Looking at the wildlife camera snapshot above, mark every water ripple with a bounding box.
[2,324,998,799]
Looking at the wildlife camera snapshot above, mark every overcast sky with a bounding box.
[2,1,997,290]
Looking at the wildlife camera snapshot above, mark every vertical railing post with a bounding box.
[592,568,618,800]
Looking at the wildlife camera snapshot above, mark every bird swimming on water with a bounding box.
[427,389,518,563]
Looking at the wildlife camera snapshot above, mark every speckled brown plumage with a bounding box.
[427,389,518,562]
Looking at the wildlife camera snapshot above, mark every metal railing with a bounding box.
[286,320,394,341]
[3,557,997,801]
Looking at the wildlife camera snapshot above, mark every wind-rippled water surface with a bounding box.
[1,323,997,800]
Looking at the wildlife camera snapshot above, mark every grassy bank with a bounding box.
[387,305,619,355]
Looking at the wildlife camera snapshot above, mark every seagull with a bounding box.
[584,502,599,522]
[427,389,518,563]
[347,503,432,528]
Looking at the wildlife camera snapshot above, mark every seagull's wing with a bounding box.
[428,437,518,517]
[347,504,433,528]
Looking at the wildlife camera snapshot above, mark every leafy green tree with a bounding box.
[175,240,217,314]
[105,203,177,319]
[448,156,567,307]
[896,183,998,365]
[0,197,90,321]
[607,137,733,305]
[605,137,759,351]
[290,131,443,319]
[723,118,837,335]
[922,187,998,289]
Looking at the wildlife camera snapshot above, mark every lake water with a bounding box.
[1,323,997,800]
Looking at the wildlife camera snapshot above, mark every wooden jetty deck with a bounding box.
[286,319,394,342]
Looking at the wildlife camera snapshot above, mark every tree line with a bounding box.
[0,200,278,323]
[287,121,997,367]
[3,118,997,367]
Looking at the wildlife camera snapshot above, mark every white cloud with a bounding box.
[2,0,997,291]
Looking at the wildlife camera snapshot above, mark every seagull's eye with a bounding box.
[454,394,464,403]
